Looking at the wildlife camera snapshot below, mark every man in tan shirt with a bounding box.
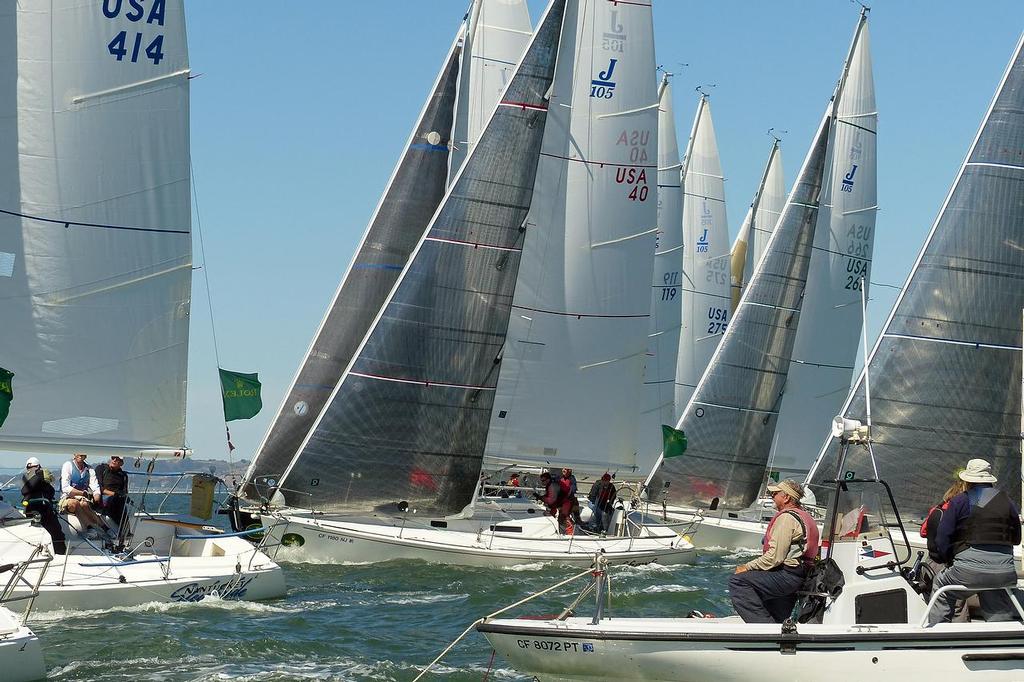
[728,479,820,622]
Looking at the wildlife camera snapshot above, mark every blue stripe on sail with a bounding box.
[409,143,448,152]
[353,264,403,270]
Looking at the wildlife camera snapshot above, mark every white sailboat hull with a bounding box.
[0,607,44,682]
[667,509,767,551]
[266,513,694,568]
[479,616,1024,681]
[1,517,286,612]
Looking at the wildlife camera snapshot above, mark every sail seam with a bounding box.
[348,372,498,391]
[597,102,660,119]
[882,333,1022,352]
[966,161,1024,172]
[511,304,648,319]
[655,244,683,256]
[424,236,523,252]
[836,118,877,135]
[539,151,656,169]
[0,207,189,235]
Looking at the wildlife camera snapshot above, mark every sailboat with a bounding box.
[236,0,694,567]
[637,75,684,465]
[479,20,1024,682]
[0,0,284,610]
[674,92,731,414]
[729,138,785,313]
[654,9,875,550]
[768,13,878,481]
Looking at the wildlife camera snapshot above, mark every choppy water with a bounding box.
[32,496,757,681]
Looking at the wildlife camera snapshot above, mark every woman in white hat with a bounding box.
[927,458,1021,624]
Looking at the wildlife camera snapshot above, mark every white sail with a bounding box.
[638,75,683,464]
[674,95,730,412]
[770,16,877,477]
[484,0,659,478]
[730,140,785,312]
[0,1,191,456]
[449,0,532,183]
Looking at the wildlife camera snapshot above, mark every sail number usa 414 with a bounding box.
[101,0,169,65]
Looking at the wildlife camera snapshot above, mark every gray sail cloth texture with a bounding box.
[810,39,1024,520]
[240,35,462,502]
[656,116,832,510]
[274,0,567,515]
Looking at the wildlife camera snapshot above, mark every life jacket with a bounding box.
[69,463,91,491]
[921,501,950,563]
[952,487,1018,557]
[763,506,820,567]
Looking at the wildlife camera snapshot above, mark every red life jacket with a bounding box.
[763,506,820,566]
[920,500,950,538]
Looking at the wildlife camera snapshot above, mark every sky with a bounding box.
[25,0,1018,468]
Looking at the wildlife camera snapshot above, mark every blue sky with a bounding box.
[68,0,1016,471]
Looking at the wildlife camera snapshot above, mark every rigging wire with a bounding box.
[190,162,236,480]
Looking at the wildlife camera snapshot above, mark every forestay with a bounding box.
[0,1,191,456]
[771,13,877,476]
[483,0,659,478]
[674,95,731,413]
[449,0,532,183]
[729,140,785,312]
[808,33,1024,519]
[274,0,568,515]
[241,26,463,501]
[655,115,831,509]
[639,76,683,461]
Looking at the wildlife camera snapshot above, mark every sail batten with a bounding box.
[808,32,1024,517]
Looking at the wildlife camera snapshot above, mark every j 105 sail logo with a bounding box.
[602,11,626,53]
[590,59,618,99]
[696,228,710,254]
[101,0,168,65]
[841,164,859,193]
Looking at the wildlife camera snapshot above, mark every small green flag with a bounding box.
[0,367,12,428]
[769,470,781,483]
[662,424,687,458]
[219,368,262,422]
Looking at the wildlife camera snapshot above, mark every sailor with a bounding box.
[59,452,113,537]
[728,479,820,623]
[95,455,130,530]
[534,471,560,518]
[587,473,617,532]
[919,477,971,620]
[927,458,1021,624]
[20,457,67,554]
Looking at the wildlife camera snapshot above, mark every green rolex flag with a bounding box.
[662,424,687,458]
[0,368,12,428]
[219,368,262,422]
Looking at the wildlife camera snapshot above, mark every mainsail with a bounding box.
[729,140,785,313]
[483,0,659,478]
[242,25,463,499]
[272,0,568,515]
[807,32,1024,519]
[0,1,191,456]
[674,94,731,413]
[639,75,683,461]
[770,12,877,476]
[655,114,831,509]
[449,0,532,183]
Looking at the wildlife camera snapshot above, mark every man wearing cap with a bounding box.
[927,458,1021,624]
[20,458,66,554]
[728,479,820,623]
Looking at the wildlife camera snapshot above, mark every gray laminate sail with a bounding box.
[271,0,567,515]
[807,33,1024,520]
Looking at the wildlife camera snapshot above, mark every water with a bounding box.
[31,496,757,681]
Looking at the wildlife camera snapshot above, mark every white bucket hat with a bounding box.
[959,458,998,484]
[25,457,40,468]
